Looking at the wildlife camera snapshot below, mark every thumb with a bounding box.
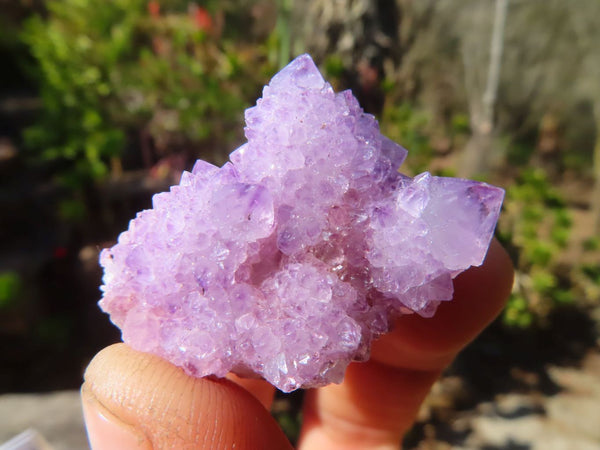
[81,343,292,450]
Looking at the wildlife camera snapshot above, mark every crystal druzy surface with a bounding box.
[99,54,504,392]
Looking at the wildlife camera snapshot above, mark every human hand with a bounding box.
[81,239,513,449]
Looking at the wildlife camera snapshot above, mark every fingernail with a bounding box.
[82,386,151,450]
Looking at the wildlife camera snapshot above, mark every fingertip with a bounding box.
[82,383,151,450]
[82,343,292,450]
[226,373,276,410]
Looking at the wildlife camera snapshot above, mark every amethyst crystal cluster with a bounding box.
[99,54,503,392]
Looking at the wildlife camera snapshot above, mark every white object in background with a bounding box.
[0,429,53,450]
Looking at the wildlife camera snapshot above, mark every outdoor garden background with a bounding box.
[0,0,599,448]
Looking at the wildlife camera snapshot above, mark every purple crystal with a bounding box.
[99,54,504,392]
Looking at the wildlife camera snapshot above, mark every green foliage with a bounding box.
[573,261,600,303]
[498,168,573,327]
[21,0,267,192]
[583,236,600,251]
[433,167,457,178]
[380,103,432,173]
[450,113,470,135]
[323,55,345,80]
[275,409,301,445]
[581,263,600,285]
[21,0,137,183]
[268,0,294,70]
[34,315,73,349]
[0,271,22,309]
[503,295,533,328]
[58,197,87,222]
[506,141,537,167]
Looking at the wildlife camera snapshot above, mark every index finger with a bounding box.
[298,239,514,450]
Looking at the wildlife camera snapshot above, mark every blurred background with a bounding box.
[0,0,599,448]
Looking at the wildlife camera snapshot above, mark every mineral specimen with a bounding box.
[99,54,504,392]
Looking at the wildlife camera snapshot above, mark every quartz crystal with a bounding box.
[99,54,504,392]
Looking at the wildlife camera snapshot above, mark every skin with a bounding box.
[81,239,513,449]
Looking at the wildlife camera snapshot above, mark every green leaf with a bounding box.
[0,271,22,309]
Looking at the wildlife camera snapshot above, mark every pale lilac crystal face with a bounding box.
[99,54,504,392]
